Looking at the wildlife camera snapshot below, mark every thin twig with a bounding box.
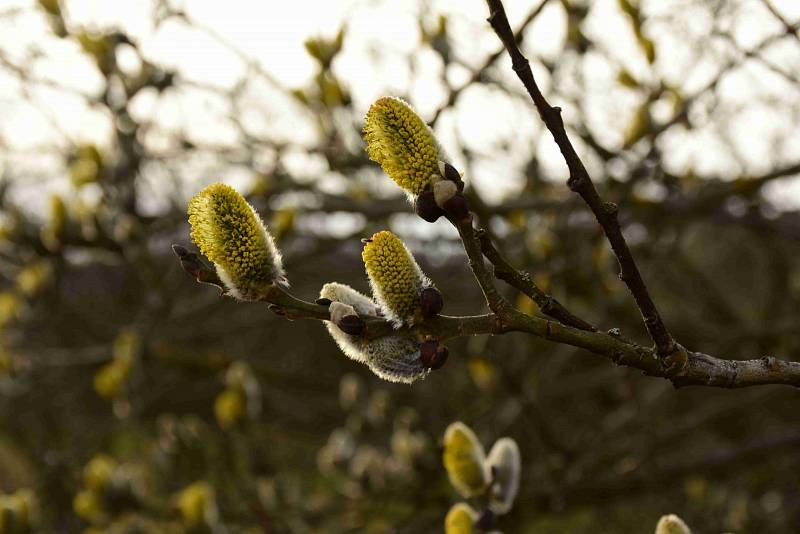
[483,0,676,357]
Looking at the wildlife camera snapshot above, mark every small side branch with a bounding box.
[483,0,675,357]
[476,229,597,332]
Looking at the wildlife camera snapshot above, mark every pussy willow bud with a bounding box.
[320,283,427,383]
[188,183,286,300]
[84,454,116,492]
[443,194,470,221]
[443,422,489,497]
[175,481,218,527]
[414,190,445,223]
[444,502,479,534]
[420,340,448,370]
[363,96,442,196]
[655,514,692,534]
[214,388,245,429]
[362,231,433,327]
[433,180,458,209]
[485,437,521,515]
[363,336,427,383]
[420,287,443,318]
[439,161,466,192]
[329,301,365,336]
[0,489,37,533]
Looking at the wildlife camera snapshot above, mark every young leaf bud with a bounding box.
[485,437,521,515]
[420,286,444,318]
[188,183,286,300]
[444,502,479,534]
[338,314,366,336]
[439,161,466,191]
[655,514,692,534]
[84,454,117,492]
[420,340,448,370]
[443,422,489,497]
[330,301,366,336]
[362,231,434,327]
[443,194,470,221]
[363,97,442,196]
[433,179,458,209]
[414,190,445,223]
[319,283,376,365]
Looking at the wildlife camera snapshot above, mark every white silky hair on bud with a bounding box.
[329,301,357,324]
[364,336,427,384]
[320,283,375,364]
[319,282,427,383]
[655,514,692,534]
[433,179,457,208]
[485,437,521,515]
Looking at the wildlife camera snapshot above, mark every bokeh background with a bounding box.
[1,0,800,532]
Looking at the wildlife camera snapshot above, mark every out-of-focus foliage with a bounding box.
[1,0,800,532]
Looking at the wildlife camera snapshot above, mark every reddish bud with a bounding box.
[337,314,366,336]
[442,162,465,192]
[414,190,445,223]
[420,287,443,318]
[475,509,495,531]
[443,193,470,220]
[420,341,449,370]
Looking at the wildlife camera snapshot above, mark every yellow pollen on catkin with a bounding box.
[188,183,284,298]
[362,231,426,326]
[363,97,440,195]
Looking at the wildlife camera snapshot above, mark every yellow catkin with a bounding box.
[363,97,441,195]
[362,231,428,327]
[444,502,478,534]
[188,183,284,299]
[442,422,489,497]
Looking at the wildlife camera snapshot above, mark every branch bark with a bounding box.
[483,0,676,357]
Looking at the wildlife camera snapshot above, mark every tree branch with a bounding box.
[174,244,800,388]
[483,0,676,357]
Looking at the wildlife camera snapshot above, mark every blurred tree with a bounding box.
[1,0,800,532]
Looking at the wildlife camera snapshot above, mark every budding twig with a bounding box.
[483,0,676,357]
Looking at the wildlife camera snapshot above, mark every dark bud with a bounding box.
[443,193,470,221]
[337,314,366,336]
[268,304,286,316]
[442,162,465,192]
[419,287,443,319]
[414,190,445,223]
[315,298,333,307]
[420,341,449,370]
[475,509,495,531]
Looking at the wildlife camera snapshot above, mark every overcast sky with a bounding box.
[1,0,800,212]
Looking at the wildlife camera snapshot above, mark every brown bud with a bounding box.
[268,304,286,316]
[420,287,443,318]
[440,161,465,192]
[443,193,470,220]
[337,314,366,336]
[414,190,445,223]
[475,509,495,531]
[420,341,449,370]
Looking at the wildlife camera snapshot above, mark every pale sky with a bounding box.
[1,0,800,213]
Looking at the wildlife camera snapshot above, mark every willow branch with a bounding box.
[475,228,597,331]
[484,0,676,357]
[173,244,800,388]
